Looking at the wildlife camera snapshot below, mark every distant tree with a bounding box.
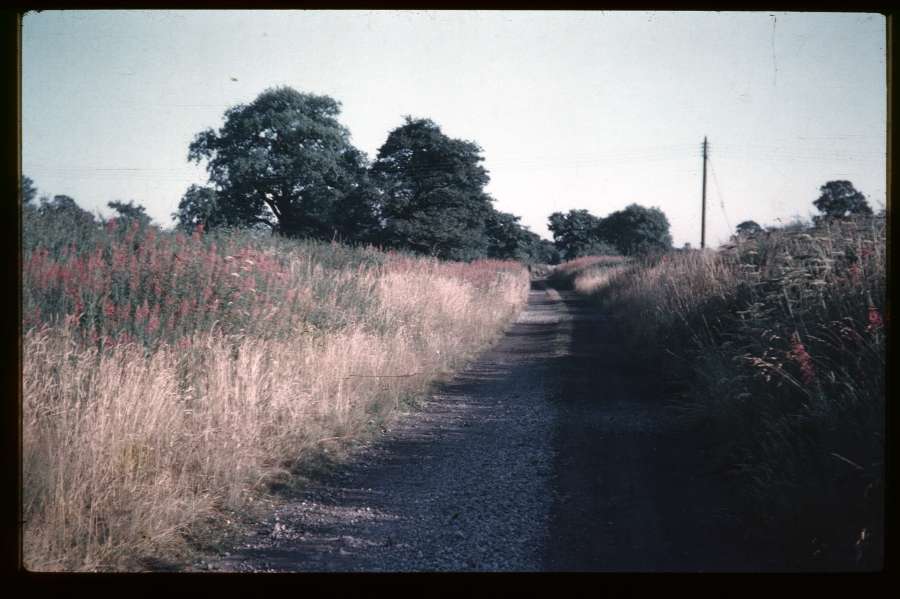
[173,185,226,232]
[21,175,37,205]
[187,86,373,240]
[108,200,152,227]
[23,194,99,252]
[485,210,540,261]
[547,209,605,260]
[38,194,96,224]
[370,117,494,261]
[532,238,561,265]
[735,220,763,236]
[595,204,673,256]
[813,180,872,219]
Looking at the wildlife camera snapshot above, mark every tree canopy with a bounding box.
[24,194,100,253]
[735,220,763,236]
[813,180,872,219]
[596,204,672,256]
[21,175,37,205]
[547,209,606,260]
[173,185,225,232]
[370,117,496,261]
[108,200,152,227]
[548,205,673,258]
[183,87,375,240]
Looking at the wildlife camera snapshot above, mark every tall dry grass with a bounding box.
[568,216,886,569]
[22,220,529,571]
[546,255,627,291]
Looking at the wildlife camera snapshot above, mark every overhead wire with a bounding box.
[706,154,732,232]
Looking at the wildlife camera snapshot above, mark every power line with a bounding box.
[707,155,732,232]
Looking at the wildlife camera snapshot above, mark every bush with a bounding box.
[570,216,885,569]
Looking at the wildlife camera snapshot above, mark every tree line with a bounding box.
[20,85,878,263]
[172,87,560,263]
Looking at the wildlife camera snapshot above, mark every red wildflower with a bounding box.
[867,306,884,333]
[117,301,131,323]
[178,298,191,321]
[135,300,150,324]
[112,244,128,270]
[128,254,140,293]
[147,305,160,336]
[103,297,116,320]
[789,332,816,386]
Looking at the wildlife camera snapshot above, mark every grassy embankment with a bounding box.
[22,219,529,571]
[552,217,885,570]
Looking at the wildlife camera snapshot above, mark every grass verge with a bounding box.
[22,220,529,571]
[556,216,885,570]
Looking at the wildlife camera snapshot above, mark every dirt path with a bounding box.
[190,280,773,572]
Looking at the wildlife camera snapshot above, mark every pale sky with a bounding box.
[22,10,886,247]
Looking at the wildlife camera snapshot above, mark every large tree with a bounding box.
[370,117,495,261]
[185,87,376,240]
[595,203,672,256]
[813,180,872,219]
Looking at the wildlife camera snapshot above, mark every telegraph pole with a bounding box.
[700,136,708,249]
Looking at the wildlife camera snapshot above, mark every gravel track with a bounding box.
[189,279,772,572]
[196,282,564,572]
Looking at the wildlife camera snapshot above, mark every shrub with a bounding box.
[571,215,885,569]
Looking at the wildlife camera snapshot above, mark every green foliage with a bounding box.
[21,175,37,205]
[108,200,153,231]
[547,209,604,260]
[24,195,100,255]
[813,180,872,219]
[186,87,375,241]
[370,117,495,261]
[532,239,561,265]
[735,220,763,236]
[595,203,672,256]
[485,210,547,262]
[173,185,226,232]
[585,216,885,568]
[549,205,672,258]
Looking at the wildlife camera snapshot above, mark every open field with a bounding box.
[22,220,529,571]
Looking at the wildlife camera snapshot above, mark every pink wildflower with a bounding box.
[103,298,116,321]
[147,305,160,336]
[867,306,883,333]
[789,332,816,386]
[848,263,863,285]
[117,302,130,323]
[135,300,150,324]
